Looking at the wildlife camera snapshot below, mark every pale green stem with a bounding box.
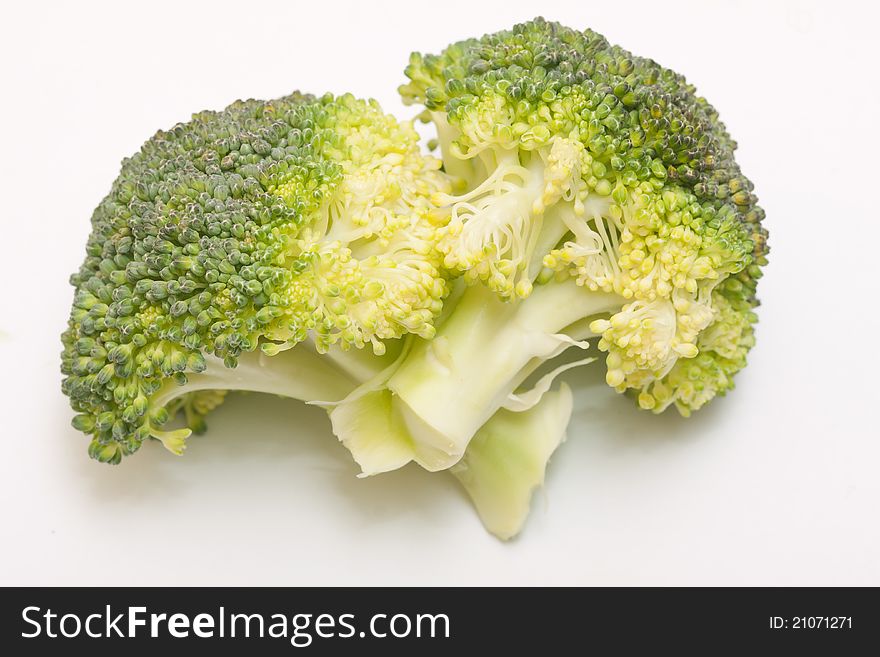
[386,281,624,469]
[152,345,359,413]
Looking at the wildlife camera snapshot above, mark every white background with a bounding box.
[1,0,877,586]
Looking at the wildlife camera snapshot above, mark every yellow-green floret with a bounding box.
[61,93,450,463]
[391,17,767,427]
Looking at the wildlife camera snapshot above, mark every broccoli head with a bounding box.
[61,19,768,540]
[61,92,450,463]
[331,18,768,478]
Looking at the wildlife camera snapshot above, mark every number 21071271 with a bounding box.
[769,617,852,629]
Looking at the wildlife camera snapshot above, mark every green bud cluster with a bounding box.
[62,93,449,462]
[401,17,768,414]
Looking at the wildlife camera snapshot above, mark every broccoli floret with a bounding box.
[61,92,450,462]
[333,18,768,481]
[61,19,769,541]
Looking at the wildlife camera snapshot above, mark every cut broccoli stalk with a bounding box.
[149,333,574,541]
[149,333,576,541]
[330,279,620,472]
[384,281,621,470]
[450,383,573,540]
